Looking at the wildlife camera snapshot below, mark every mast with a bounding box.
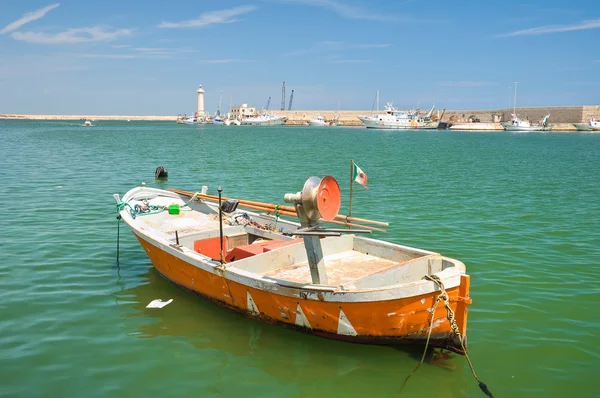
[513,81,519,116]
[376,89,379,111]
[218,90,223,116]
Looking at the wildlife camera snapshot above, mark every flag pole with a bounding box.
[349,159,354,217]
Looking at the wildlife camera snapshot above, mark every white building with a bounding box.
[230,104,257,119]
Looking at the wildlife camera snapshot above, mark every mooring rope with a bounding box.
[401,274,494,397]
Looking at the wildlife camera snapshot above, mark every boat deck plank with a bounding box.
[263,250,398,287]
[137,207,219,236]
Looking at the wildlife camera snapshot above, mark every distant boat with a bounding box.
[83,120,93,127]
[308,114,329,126]
[240,113,285,126]
[573,115,600,131]
[224,117,241,126]
[183,116,200,125]
[502,113,552,132]
[502,82,552,132]
[358,103,440,129]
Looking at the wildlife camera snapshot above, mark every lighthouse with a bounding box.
[196,85,205,117]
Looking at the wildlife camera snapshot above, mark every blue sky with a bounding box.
[0,0,598,115]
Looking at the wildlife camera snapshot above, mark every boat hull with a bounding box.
[573,123,591,131]
[240,118,285,126]
[131,232,470,353]
[358,117,439,129]
[502,124,551,132]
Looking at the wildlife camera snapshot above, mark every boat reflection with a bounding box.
[117,268,462,391]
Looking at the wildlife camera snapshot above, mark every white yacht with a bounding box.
[308,114,329,126]
[358,103,439,129]
[240,113,285,126]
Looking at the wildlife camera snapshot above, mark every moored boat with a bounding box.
[240,112,285,126]
[358,103,440,129]
[114,175,471,353]
[574,115,600,131]
[502,113,552,132]
[183,116,200,125]
[308,114,329,126]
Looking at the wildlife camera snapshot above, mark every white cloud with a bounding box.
[158,6,256,28]
[0,3,60,34]
[11,26,133,44]
[76,47,196,59]
[276,0,402,21]
[498,18,600,37]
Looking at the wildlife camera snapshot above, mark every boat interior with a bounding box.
[126,192,458,290]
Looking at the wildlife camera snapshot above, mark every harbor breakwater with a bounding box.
[271,105,600,130]
[2,105,598,130]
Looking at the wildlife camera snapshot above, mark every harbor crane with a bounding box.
[288,90,294,110]
[265,96,271,110]
[281,81,286,111]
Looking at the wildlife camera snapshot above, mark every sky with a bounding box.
[0,0,599,115]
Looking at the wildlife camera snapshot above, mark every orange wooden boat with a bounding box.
[114,175,471,353]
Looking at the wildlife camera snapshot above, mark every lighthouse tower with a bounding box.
[196,85,205,117]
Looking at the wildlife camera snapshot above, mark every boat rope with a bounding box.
[401,275,493,398]
[116,213,121,265]
[115,200,166,219]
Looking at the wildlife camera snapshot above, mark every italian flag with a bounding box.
[353,163,369,189]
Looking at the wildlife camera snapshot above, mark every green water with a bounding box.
[1,120,599,397]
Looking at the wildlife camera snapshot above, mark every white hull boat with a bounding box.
[224,118,241,126]
[240,113,285,126]
[358,103,439,129]
[83,120,93,127]
[183,116,201,125]
[502,113,552,132]
[308,115,329,126]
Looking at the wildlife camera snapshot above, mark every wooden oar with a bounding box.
[168,188,389,227]
[169,188,387,232]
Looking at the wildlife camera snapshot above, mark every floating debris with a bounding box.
[146,299,173,309]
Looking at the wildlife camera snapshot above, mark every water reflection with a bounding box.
[116,267,468,396]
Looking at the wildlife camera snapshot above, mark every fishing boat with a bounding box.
[183,116,200,125]
[358,103,440,129]
[573,115,600,131]
[240,112,285,126]
[502,113,552,132]
[502,82,552,132]
[114,175,471,353]
[308,114,329,126]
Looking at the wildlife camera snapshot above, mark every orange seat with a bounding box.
[225,238,303,262]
